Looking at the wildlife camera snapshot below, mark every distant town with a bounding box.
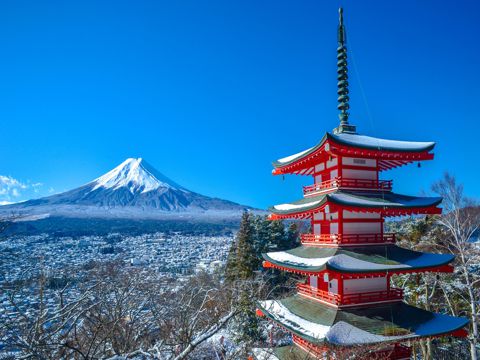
[0,231,233,326]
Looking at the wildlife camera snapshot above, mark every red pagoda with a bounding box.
[254,8,469,360]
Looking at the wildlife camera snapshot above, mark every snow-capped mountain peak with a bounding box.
[91,158,184,194]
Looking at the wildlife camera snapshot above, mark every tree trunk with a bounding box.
[464,267,478,360]
[469,290,478,360]
[426,340,432,359]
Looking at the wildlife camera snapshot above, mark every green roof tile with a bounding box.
[258,296,469,346]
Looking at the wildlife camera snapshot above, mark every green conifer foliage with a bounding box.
[235,212,257,280]
[225,211,257,282]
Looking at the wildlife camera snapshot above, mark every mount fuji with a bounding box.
[1,158,251,221]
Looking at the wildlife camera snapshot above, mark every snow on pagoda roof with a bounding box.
[253,346,315,360]
[331,133,435,152]
[252,348,280,360]
[258,296,469,346]
[263,245,453,273]
[270,191,442,215]
[273,132,435,168]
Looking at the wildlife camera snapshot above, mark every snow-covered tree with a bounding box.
[432,173,480,360]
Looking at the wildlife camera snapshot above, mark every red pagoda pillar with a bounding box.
[253,8,469,360]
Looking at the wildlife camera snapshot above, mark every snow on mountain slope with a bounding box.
[1,158,251,219]
[91,158,184,194]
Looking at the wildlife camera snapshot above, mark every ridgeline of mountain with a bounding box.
[1,158,252,221]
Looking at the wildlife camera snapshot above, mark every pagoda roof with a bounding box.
[273,132,435,174]
[257,295,469,346]
[269,191,442,219]
[329,133,435,153]
[263,244,454,275]
[253,346,315,360]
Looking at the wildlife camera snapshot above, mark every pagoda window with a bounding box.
[342,168,377,180]
[343,277,387,295]
[314,163,325,173]
[313,212,324,221]
[326,157,337,169]
[330,222,339,234]
[308,275,329,292]
[325,210,338,220]
[343,210,381,219]
[343,221,382,234]
[328,278,339,294]
[330,168,338,180]
[343,157,377,168]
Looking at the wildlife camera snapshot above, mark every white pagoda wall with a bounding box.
[342,210,382,234]
[312,156,382,183]
[313,158,338,183]
[343,222,381,234]
[314,163,325,183]
[342,157,377,180]
[342,157,377,167]
[312,212,323,235]
[342,168,376,180]
[343,277,387,294]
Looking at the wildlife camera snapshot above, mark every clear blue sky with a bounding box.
[0,0,479,209]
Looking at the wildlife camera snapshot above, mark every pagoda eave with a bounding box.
[263,245,455,275]
[257,312,467,347]
[256,296,469,348]
[272,136,435,175]
[253,343,413,360]
[269,191,443,220]
[263,260,454,276]
[268,205,441,220]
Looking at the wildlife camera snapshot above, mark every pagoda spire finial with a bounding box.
[334,7,356,134]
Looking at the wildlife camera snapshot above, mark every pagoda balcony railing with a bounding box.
[297,284,339,303]
[303,177,392,196]
[301,233,396,245]
[292,335,327,356]
[297,284,403,306]
[376,345,412,360]
[293,334,410,360]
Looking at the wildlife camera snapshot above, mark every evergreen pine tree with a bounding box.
[225,211,258,282]
[225,238,238,283]
[268,220,286,251]
[252,215,270,264]
[225,214,297,347]
[285,222,300,250]
[235,211,257,280]
[225,212,263,348]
